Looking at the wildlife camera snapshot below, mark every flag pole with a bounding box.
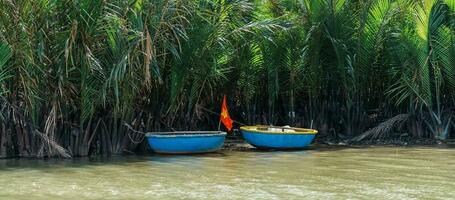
[218,119,221,131]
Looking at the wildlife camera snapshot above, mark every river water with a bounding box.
[0,146,454,200]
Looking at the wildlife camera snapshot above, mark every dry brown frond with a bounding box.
[351,114,410,142]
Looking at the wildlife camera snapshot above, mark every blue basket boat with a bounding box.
[240,125,318,149]
[145,131,227,154]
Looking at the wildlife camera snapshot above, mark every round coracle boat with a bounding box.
[240,125,318,149]
[146,131,226,154]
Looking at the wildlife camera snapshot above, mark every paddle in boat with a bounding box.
[145,131,227,154]
[240,125,318,149]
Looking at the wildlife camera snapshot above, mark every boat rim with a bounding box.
[146,131,227,138]
[240,125,318,135]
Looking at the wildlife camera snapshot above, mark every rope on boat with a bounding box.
[128,132,145,144]
[123,122,147,134]
[123,123,146,144]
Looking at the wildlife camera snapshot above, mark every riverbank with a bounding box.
[316,137,455,147]
[222,134,455,152]
[1,133,454,159]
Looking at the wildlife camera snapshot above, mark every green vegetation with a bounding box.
[0,0,454,157]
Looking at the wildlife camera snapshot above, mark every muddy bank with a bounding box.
[222,134,455,151]
[316,136,455,147]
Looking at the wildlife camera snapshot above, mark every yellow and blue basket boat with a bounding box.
[240,125,318,149]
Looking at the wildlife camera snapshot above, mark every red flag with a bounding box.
[220,95,233,131]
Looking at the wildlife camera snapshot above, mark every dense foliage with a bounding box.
[0,0,454,157]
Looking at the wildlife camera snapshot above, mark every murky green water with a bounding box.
[1,146,455,199]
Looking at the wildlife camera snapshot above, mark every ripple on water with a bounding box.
[0,147,455,199]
